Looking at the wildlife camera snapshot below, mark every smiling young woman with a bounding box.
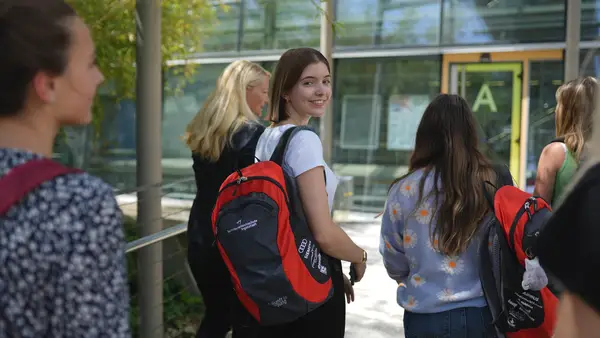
[232,48,368,338]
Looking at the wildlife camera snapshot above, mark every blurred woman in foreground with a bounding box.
[538,77,600,338]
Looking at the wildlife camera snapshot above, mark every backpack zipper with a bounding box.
[220,175,288,202]
[214,175,290,246]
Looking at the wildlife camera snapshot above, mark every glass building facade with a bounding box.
[89,0,600,211]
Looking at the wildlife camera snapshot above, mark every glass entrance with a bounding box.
[449,63,523,183]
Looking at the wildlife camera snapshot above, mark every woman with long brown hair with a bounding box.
[534,76,598,206]
[380,94,499,337]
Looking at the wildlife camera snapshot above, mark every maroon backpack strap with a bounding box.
[0,158,82,216]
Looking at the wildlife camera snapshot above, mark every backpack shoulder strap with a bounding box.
[479,217,506,336]
[482,164,514,212]
[270,126,316,165]
[0,158,82,216]
[269,126,326,183]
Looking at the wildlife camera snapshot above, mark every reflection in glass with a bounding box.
[581,48,600,78]
[526,61,562,193]
[241,0,320,50]
[453,66,519,170]
[242,0,272,50]
[163,64,229,159]
[273,0,320,48]
[581,0,600,41]
[441,0,565,45]
[200,1,241,52]
[335,0,441,47]
[333,57,441,211]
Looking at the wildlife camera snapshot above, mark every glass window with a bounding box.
[525,60,563,193]
[580,48,600,77]
[200,1,241,52]
[582,0,600,41]
[240,0,320,50]
[332,56,442,211]
[335,0,441,48]
[272,0,320,49]
[441,0,565,45]
[162,64,229,159]
[242,0,273,50]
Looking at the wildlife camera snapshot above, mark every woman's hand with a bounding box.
[351,261,367,282]
[343,274,355,304]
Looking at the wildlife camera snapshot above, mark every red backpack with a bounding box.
[480,172,558,338]
[0,159,81,216]
[211,126,333,326]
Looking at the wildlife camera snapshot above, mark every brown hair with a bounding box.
[555,76,599,161]
[267,48,330,123]
[392,94,496,256]
[0,0,76,117]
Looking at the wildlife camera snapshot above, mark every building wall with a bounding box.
[84,0,600,209]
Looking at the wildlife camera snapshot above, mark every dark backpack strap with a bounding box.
[493,163,514,187]
[0,159,81,216]
[479,218,506,336]
[270,126,314,165]
[482,164,513,211]
[269,126,326,183]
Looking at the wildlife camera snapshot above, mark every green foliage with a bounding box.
[68,0,219,98]
[66,0,334,138]
[66,0,221,144]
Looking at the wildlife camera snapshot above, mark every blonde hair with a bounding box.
[555,76,599,160]
[556,77,600,207]
[184,60,268,161]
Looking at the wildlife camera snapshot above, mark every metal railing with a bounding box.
[118,177,202,338]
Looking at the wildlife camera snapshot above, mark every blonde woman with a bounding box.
[184,60,269,338]
[534,77,598,206]
[537,77,600,338]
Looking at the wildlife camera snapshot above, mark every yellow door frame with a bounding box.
[441,50,563,189]
[453,63,523,183]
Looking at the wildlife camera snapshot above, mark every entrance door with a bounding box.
[449,63,523,184]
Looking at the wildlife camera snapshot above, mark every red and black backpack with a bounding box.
[211,126,333,326]
[480,168,558,338]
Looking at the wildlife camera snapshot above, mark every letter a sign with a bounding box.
[472,83,498,112]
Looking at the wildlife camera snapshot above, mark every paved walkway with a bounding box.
[339,216,405,338]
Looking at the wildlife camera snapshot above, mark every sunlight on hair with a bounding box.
[555,76,599,161]
[557,76,600,206]
[183,60,268,162]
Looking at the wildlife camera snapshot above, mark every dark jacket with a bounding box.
[187,121,265,247]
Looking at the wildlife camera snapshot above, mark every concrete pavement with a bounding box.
[222,213,405,338]
[338,214,405,338]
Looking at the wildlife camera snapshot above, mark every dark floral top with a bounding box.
[0,148,130,337]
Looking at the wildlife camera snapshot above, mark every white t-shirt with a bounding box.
[255,124,339,211]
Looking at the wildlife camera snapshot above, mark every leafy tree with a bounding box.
[66,0,219,136]
[64,0,332,158]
